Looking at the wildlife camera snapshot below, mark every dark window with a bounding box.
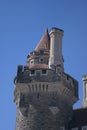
[31,60,33,64]
[42,69,47,74]
[31,70,35,74]
[40,58,43,62]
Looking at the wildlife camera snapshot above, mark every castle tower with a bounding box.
[49,27,64,74]
[14,27,78,130]
[82,75,87,107]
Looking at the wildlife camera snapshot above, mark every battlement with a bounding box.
[14,64,78,103]
[14,65,61,84]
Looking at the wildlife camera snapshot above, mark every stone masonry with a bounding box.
[14,27,78,130]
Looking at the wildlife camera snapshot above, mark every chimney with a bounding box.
[82,75,87,107]
[49,27,64,73]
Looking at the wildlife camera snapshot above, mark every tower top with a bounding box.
[50,27,64,32]
[35,28,50,51]
[49,27,64,72]
[49,27,64,37]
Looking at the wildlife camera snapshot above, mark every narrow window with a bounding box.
[31,70,35,75]
[40,58,44,62]
[42,69,47,74]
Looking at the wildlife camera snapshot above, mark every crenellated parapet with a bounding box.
[14,65,78,99]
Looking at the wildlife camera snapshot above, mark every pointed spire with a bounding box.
[35,28,50,51]
[45,28,48,34]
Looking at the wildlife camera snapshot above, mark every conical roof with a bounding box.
[35,29,50,51]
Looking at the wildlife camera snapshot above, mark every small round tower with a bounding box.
[82,75,87,107]
[49,27,64,74]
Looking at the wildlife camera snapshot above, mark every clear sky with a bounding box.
[0,0,87,130]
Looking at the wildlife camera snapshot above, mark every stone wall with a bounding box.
[15,92,73,130]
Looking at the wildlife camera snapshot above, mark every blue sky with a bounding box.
[0,0,87,130]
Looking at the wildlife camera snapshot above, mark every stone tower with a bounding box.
[14,27,78,130]
[82,75,87,107]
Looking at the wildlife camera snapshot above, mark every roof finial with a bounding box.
[45,28,49,34]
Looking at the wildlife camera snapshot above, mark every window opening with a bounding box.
[31,70,35,75]
[42,69,47,74]
[40,58,44,62]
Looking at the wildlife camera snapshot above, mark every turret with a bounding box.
[49,27,64,74]
[82,75,87,107]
